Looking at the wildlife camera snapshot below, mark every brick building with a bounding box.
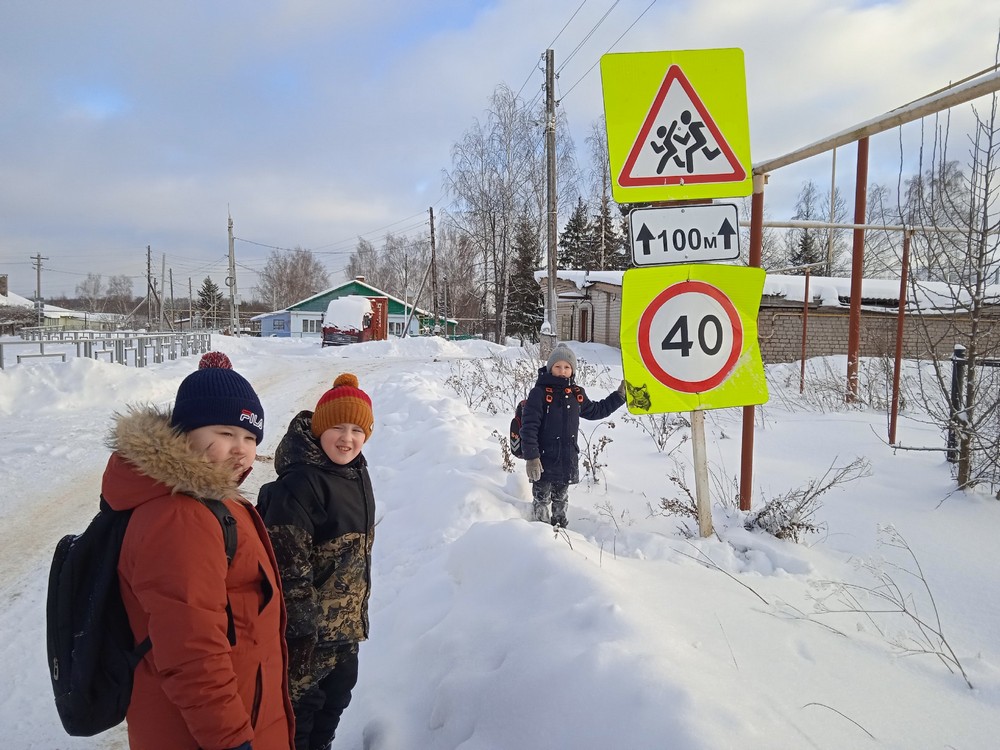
[537,269,1000,362]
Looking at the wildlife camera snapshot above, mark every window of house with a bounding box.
[272,319,285,330]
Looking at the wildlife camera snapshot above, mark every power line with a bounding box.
[311,204,437,250]
[548,0,590,48]
[556,0,621,75]
[233,202,438,256]
[559,0,658,102]
[514,0,589,102]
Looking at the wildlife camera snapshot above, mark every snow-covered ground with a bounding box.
[2,335,998,749]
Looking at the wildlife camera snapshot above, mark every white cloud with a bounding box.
[1,0,997,295]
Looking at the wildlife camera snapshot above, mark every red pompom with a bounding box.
[198,351,233,370]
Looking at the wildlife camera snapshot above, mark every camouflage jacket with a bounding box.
[258,410,375,649]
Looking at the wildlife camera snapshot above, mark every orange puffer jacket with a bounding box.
[102,406,294,750]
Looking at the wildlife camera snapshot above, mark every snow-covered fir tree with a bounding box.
[786,181,825,273]
[506,216,544,342]
[587,198,627,270]
[558,198,593,269]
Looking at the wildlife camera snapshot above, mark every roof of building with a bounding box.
[534,268,1000,313]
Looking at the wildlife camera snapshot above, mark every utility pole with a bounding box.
[159,254,166,331]
[188,277,194,331]
[403,254,410,336]
[31,253,48,327]
[541,48,558,360]
[227,212,240,335]
[168,268,175,332]
[146,246,153,329]
[429,207,439,334]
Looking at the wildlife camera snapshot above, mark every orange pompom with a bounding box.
[333,373,359,389]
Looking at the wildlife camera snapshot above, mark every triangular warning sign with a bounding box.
[619,65,746,188]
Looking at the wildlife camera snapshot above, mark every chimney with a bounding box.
[355,276,365,282]
[0,274,7,297]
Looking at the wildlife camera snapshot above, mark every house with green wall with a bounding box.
[252,277,457,339]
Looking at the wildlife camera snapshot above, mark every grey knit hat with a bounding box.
[546,343,577,375]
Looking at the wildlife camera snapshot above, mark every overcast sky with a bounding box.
[2,0,998,299]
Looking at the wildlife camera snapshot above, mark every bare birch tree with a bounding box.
[907,91,1000,488]
[444,83,577,342]
[76,273,104,312]
[255,247,329,309]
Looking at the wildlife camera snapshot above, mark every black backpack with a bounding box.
[46,495,238,737]
[509,399,528,459]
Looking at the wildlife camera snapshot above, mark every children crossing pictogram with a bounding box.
[619,64,745,188]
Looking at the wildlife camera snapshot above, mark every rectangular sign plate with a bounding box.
[629,203,740,266]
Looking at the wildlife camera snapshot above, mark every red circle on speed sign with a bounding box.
[637,280,743,393]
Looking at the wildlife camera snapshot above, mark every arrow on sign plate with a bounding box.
[718,217,736,250]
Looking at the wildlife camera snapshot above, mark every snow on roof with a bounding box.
[535,268,1000,313]
[0,289,114,319]
[764,274,1000,311]
[533,269,624,290]
[292,278,430,316]
[0,290,34,309]
[323,295,373,328]
[249,310,288,321]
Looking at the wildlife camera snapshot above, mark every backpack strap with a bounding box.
[99,494,153,661]
[199,499,239,647]
[201,499,238,566]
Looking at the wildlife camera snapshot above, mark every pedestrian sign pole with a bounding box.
[603,47,762,537]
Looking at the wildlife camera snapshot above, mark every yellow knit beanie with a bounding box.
[311,373,374,440]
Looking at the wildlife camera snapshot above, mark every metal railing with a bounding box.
[0,332,211,370]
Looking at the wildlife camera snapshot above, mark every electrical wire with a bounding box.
[233,194,443,257]
[514,0,589,102]
[559,0,657,101]
[556,0,621,74]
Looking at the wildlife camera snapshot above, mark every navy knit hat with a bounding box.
[170,352,265,444]
[546,343,577,375]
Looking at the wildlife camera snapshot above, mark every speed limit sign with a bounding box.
[620,264,768,412]
[638,280,743,393]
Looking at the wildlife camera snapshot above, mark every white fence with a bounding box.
[0,331,212,370]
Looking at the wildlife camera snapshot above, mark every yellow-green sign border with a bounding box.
[601,48,752,203]
[620,264,768,413]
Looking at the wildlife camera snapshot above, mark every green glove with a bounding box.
[526,457,543,482]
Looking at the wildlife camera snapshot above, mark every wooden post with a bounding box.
[691,409,714,537]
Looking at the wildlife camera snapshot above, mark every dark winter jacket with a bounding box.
[102,406,294,750]
[519,366,625,485]
[257,411,375,661]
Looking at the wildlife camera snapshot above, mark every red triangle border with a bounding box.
[618,65,746,188]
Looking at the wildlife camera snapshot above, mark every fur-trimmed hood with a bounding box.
[102,404,247,509]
